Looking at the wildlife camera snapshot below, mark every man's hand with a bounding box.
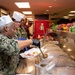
[32,39,40,48]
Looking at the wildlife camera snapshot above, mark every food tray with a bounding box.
[20,48,46,58]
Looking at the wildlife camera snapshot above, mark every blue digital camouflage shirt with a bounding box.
[0,34,20,75]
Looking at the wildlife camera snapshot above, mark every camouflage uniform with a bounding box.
[15,26,27,39]
[14,28,21,39]
[0,34,20,75]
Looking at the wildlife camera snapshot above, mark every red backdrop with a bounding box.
[34,20,50,39]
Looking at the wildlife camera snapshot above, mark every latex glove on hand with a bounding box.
[32,39,40,48]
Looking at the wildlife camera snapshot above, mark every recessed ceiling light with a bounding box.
[67,48,72,51]
[15,2,30,8]
[68,14,75,16]
[44,13,47,14]
[46,10,49,11]
[69,11,75,13]
[49,6,52,8]
[23,11,32,14]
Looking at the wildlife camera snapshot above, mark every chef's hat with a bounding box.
[0,15,13,27]
[12,11,26,21]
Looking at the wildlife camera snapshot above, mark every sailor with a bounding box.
[12,11,27,39]
[0,15,40,75]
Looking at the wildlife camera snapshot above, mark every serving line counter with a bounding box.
[15,29,75,75]
[16,43,75,75]
[35,44,75,75]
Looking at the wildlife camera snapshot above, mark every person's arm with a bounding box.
[17,39,40,50]
[17,39,32,50]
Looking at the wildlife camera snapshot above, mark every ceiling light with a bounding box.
[46,10,49,12]
[15,2,30,8]
[23,11,32,14]
[27,18,33,21]
[44,13,47,14]
[68,14,75,16]
[49,6,52,8]
[67,48,72,51]
[63,16,69,19]
[69,11,75,13]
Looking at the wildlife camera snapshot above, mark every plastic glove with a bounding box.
[32,39,40,48]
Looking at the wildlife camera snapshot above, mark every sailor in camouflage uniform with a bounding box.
[12,11,27,39]
[12,11,28,52]
[14,21,27,39]
[0,15,40,75]
[17,24,27,39]
[0,34,20,75]
[13,21,21,39]
[0,15,20,75]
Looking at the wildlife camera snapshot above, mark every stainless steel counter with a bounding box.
[16,30,75,75]
[16,56,40,75]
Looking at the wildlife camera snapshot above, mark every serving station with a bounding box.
[16,29,75,75]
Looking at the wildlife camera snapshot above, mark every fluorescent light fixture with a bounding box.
[63,16,69,19]
[27,18,33,21]
[69,11,75,13]
[68,14,75,16]
[23,11,32,14]
[15,2,30,8]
